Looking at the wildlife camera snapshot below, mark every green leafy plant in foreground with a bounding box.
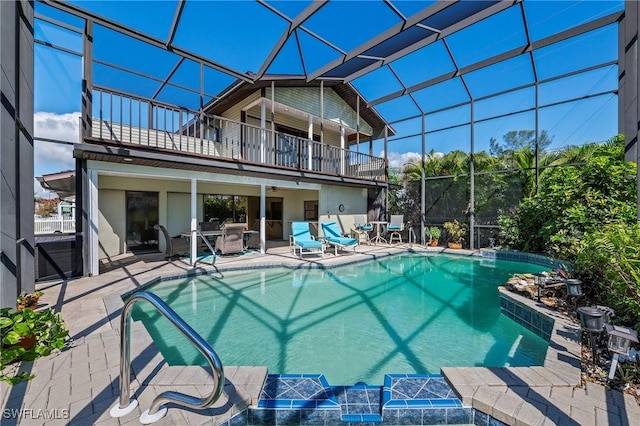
[574,223,640,330]
[0,307,69,385]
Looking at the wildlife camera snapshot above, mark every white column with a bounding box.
[340,125,345,175]
[260,99,266,163]
[88,170,99,276]
[190,178,198,264]
[308,115,313,170]
[260,184,266,254]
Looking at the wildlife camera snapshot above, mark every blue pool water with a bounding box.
[132,254,550,385]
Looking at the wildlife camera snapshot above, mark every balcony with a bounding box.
[84,88,386,183]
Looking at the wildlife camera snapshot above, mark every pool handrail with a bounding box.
[110,291,224,424]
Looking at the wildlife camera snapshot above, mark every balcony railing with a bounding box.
[85,87,386,182]
[34,216,75,235]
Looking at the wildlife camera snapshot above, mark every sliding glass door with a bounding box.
[126,191,159,253]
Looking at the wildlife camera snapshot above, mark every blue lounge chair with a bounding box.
[321,222,358,255]
[291,222,324,258]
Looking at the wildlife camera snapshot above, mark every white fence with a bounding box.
[34,217,75,235]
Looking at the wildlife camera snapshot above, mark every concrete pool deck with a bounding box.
[1,243,638,425]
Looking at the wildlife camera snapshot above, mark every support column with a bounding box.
[0,1,35,307]
[87,170,99,276]
[307,115,313,170]
[619,1,640,219]
[190,178,197,264]
[260,99,266,164]
[421,114,426,245]
[384,126,389,220]
[469,100,475,250]
[260,184,266,254]
[340,125,345,175]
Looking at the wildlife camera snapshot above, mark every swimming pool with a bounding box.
[131,253,550,385]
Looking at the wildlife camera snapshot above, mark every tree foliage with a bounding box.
[504,136,637,260]
[489,129,553,156]
[35,200,58,217]
[574,223,640,330]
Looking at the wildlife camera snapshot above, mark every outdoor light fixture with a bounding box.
[534,273,546,302]
[595,305,615,325]
[605,324,639,379]
[577,306,606,367]
[564,279,583,297]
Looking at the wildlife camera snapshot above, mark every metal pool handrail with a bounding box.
[195,229,217,266]
[110,291,224,423]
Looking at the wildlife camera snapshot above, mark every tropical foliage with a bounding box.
[500,136,637,260]
[574,223,640,330]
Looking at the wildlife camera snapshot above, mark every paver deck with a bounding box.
[1,242,638,425]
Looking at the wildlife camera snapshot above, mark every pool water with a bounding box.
[132,254,550,385]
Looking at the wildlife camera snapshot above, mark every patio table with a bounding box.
[369,221,387,244]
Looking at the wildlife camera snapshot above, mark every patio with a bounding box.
[2,243,638,425]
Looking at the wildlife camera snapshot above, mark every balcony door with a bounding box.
[126,191,159,253]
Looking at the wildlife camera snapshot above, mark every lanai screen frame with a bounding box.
[34,0,639,251]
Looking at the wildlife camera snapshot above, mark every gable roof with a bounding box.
[205,79,394,140]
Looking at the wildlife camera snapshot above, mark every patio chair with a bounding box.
[291,222,324,258]
[322,222,358,255]
[387,215,404,244]
[244,219,261,249]
[214,223,246,255]
[154,224,189,258]
[351,214,372,245]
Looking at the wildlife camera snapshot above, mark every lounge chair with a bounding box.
[214,223,246,255]
[154,224,189,258]
[291,222,324,258]
[351,214,372,245]
[388,215,404,244]
[321,222,358,255]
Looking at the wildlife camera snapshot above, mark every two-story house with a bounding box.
[75,78,392,275]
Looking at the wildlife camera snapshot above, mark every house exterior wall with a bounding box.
[98,189,125,257]
[265,87,373,135]
[245,110,342,146]
[317,186,369,236]
[94,172,326,258]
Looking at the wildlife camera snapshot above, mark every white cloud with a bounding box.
[34,111,78,172]
[34,111,81,143]
[384,151,423,168]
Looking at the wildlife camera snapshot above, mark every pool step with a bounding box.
[253,373,476,425]
[332,383,383,423]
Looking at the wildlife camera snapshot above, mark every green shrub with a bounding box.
[1,307,69,384]
[499,138,637,260]
[574,223,640,330]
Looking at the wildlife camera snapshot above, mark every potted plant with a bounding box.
[426,226,441,246]
[443,220,467,249]
[16,291,43,310]
[1,307,69,385]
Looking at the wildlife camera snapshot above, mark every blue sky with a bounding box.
[33,0,623,194]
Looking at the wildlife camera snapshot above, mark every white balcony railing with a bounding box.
[85,87,387,182]
[34,217,75,235]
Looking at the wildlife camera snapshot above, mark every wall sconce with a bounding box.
[606,324,639,379]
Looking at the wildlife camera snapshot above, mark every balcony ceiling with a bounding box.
[37,0,623,128]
